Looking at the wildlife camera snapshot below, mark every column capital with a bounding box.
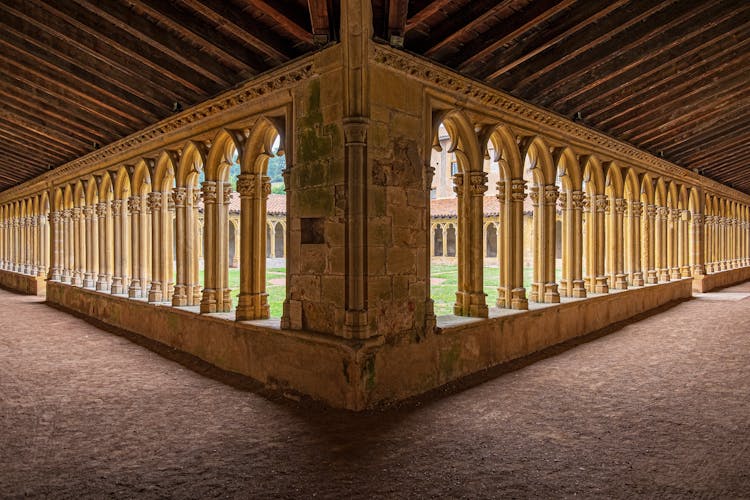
[655,206,668,219]
[557,190,568,210]
[614,197,627,214]
[147,191,163,211]
[452,173,464,197]
[82,206,95,218]
[111,199,123,216]
[96,202,108,218]
[71,207,82,218]
[570,190,585,210]
[469,171,488,196]
[528,185,540,206]
[222,182,234,204]
[495,180,506,202]
[127,196,141,215]
[171,187,187,207]
[692,213,704,225]
[202,181,218,204]
[594,194,608,213]
[544,185,559,206]
[236,173,256,198]
[510,178,526,203]
[630,200,643,217]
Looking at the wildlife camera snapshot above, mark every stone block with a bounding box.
[387,247,416,275]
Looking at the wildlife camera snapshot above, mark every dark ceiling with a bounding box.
[0,1,748,194]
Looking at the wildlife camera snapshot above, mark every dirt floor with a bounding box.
[1,282,749,498]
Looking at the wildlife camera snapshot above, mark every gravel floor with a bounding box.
[1,283,749,499]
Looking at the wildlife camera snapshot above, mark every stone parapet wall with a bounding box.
[47,278,692,410]
[0,270,46,296]
[692,266,750,293]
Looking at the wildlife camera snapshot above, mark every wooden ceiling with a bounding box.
[0,1,748,195]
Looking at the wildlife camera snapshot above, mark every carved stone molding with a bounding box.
[127,196,141,215]
[614,198,627,214]
[692,213,704,225]
[496,181,506,202]
[110,199,123,216]
[544,185,559,205]
[172,187,187,207]
[469,171,488,196]
[510,179,526,203]
[147,192,163,211]
[202,182,218,204]
[558,191,567,210]
[630,201,643,217]
[452,174,464,197]
[369,43,750,206]
[96,202,108,218]
[0,58,315,204]
[236,174,255,198]
[594,195,608,213]
[528,186,540,206]
[570,190,585,210]
[222,182,233,204]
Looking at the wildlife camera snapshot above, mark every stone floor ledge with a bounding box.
[0,269,46,296]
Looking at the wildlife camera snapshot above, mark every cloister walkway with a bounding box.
[1,285,749,498]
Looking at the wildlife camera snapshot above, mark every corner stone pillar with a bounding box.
[453,171,488,317]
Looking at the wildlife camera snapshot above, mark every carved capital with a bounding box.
[71,207,82,218]
[343,118,369,145]
[62,209,72,219]
[96,202,108,218]
[570,190,585,210]
[469,171,488,196]
[558,191,568,210]
[496,181,506,202]
[236,174,256,198]
[510,179,526,203]
[452,174,464,197]
[614,198,627,215]
[544,185,559,205]
[171,187,187,207]
[127,196,141,215]
[191,189,201,206]
[147,191,163,211]
[82,206,94,218]
[656,206,669,219]
[202,182,218,204]
[630,201,643,217]
[528,186,540,206]
[692,213,704,225]
[49,212,60,224]
[594,194,608,213]
[424,164,435,191]
[222,182,233,204]
[111,199,123,216]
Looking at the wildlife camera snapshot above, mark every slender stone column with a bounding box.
[29,216,38,275]
[217,182,233,312]
[669,208,681,280]
[200,181,218,313]
[593,194,609,293]
[643,205,656,283]
[510,178,528,309]
[191,189,202,305]
[83,206,97,288]
[613,198,627,289]
[19,216,27,274]
[71,207,82,286]
[0,220,5,270]
[570,190,586,297]
[528,185,542,302]
[171,187,188,306]
[630,201,644,286]
[165,193,175,299]
[147,191,163,303]
[61,210,71,283]
[96,202,110,291]
[719,217,727,270]
[543,185,559,302]
[655,206,670,282]
[127,196,142,298]
[110,200,125,294]
[231,219,240,268]
[679,211,691,277]
[691,213,705,275]
[236,173,271,321]
[496,180,509,307]
[46,212,58,281]
[37,215,47,277]
[558,191,570,297]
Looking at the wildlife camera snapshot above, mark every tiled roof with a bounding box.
[225,193,286,215]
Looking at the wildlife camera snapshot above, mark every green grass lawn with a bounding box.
[199,264,551,318]
[198,267,286,318]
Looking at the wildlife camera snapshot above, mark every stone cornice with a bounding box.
[0,55,316,204]
[370,43,750,205]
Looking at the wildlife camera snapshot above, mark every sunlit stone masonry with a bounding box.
[1,0,749,409]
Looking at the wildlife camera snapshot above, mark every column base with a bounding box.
[670,268,681,280]
[530,282,542,303]
[172,285,188,306]
[631,272,645,287]
[510,287,528,310]
[571,280,587,298]
[594,276,609,294]
[679,266,691,278]
[111,278,125,295]
[544,283,560,303]
[236,292,271,321]
[200,289,217,313]
[614,274,628,290]
[96,275,110,292]
[658,269,670,282]
[692,264,705,276]
[344,309,371,338]
[148,282,163,303]
[37,267,46,278]
[83,273,96,288]
[496,286,508,308]
[558,279,569,298]
[221,288,232,313]
[128,281,142,299]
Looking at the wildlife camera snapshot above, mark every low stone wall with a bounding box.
[46,279,692,410]
[0,269,46,296]
[366,279,693,406]
[692,266,750,293]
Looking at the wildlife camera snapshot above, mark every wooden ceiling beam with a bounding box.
[505,0,679,92]
[599,63,749,130]
[644,105,750,154]
[616,81,750,142]
[559,17,750,114]
[0,49,147,133]
[0,137,68,168]
[0,118,82,156]
[0,124,75,162]
[420,0,514,56]
[68,0,235,88]
[135,0,282,70]
[0,144,60,170]
[406,0,455,31]
[0,1,187,111]
[245,0,312,43]
[307,0,331,44]
[386,0,410,45]
[456,0,581,73]
[678,128,750,164]
[0,62,144,136]
[582,35,750,123]
[513,0,727,99]
[0,101,98,151]
[0,109,91,152]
